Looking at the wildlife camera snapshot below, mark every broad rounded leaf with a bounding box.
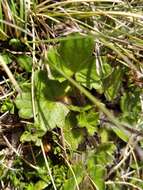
[58,34,95,72]
[15,91,33,119]
[17,55,32,72]
[36,101,69,131]
[75,60,102,91]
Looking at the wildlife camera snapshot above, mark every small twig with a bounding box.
[29,142,37,165]
[0,19,33,37]
[0,91,14,100]
[60,127,68,160]
[2,134,39,170]
[0,55,22,94]
[5,49,31,55]
[40,140,57,190]
[129,144,140,177]
[0,111,9,121]
[122,176,143,183]
[106,180,142,190]
[30,15,37,121]
[0,79,10,85]
[100,118,143,138]
[88,175,100,190]
[61,154,80,190]
[106,144,131,179]
[121,170,135,178]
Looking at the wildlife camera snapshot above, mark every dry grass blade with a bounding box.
[0,55,22,94]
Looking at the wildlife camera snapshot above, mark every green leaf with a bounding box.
[101,122,128,142]
[9,38,21,48]
[17,55,32,72]
[47,47,73,81]
[34,70,69,131]
[34,70,69,100]
[26,183,36,190]
[68,104,92,112]
[101,62,112,79]
[103,66,122,101]
[75,60,102,91]
[77,111,99,135]
[63,114,83,150]
[88,164,106,190]
[1,52,12,64]
[35,101,69,131]
[94,142,116,166]
[34,180,48,190]
[1,98,14,113]
[99,128,109,143]
[112,126,128,142]
[61,178,76,190]
[61,163,84,190]
[20,128,44,146]
[120,89,141,123]
[87,151,106,190]
[15,71,69,132]
[58,34,95,73]
[15,85,33,119]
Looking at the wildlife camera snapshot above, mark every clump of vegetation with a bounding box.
[0,0,143,189]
